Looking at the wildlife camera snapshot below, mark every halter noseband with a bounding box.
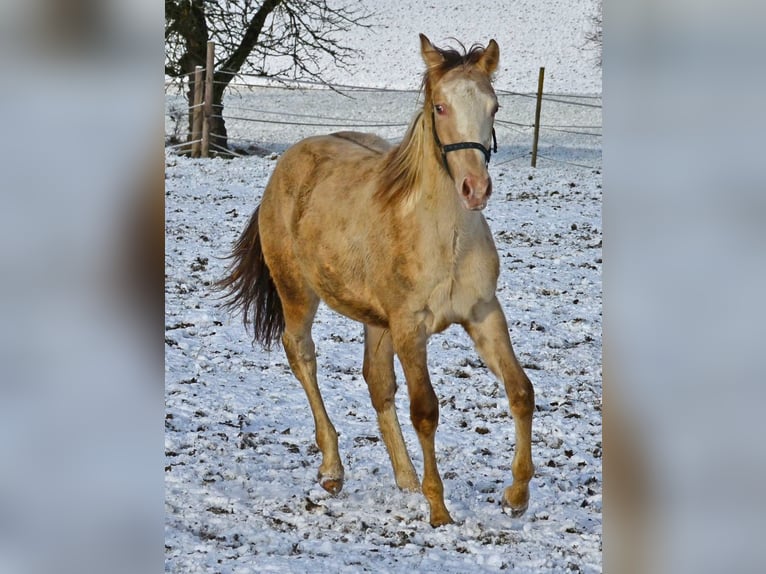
[431,110,498,179]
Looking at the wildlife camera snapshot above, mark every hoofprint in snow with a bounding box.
[164,90,601,572]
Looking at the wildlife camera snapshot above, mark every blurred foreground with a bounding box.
[0,2,161,574]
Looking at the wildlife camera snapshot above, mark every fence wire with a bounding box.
[165,79,601,169]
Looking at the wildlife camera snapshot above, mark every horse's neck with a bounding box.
[414,163,485,252]
[391,110,485,249]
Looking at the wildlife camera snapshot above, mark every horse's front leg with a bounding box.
[391,320,453,527]
[463,297,535,517]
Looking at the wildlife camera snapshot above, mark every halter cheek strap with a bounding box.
[431,110,498,179]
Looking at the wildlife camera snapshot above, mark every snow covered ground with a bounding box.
[166,2,601,572]
[251,0,602,94]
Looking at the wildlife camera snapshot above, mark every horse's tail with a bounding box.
[216,205,285,349]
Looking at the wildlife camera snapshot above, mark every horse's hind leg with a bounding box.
[280,290,344,494]
[363,324,419,492]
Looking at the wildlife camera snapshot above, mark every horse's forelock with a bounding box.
[423,42,489,98]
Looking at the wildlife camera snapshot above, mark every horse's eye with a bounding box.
[434,104,446,115]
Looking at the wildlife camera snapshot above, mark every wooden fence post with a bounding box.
[201,41,215,158]
[191,66,204,158]
[531,66,545,168]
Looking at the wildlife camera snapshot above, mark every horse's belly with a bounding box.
[310,262,389,327]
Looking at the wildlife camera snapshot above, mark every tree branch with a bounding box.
[216,0,284,85]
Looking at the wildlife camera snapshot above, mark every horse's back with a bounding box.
[262,131,387,219]
[279,131,390,168]
[328,131,391,154]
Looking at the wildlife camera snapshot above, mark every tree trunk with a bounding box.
[182,69,228,154]
[169,0,285,155]
[176,0,209,153]
[209,84,229,153]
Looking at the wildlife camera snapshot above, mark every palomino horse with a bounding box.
[219,35,534,527]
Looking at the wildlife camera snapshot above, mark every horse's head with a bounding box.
[420,34,499,211]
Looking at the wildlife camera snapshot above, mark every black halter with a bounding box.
[431,110,498,179]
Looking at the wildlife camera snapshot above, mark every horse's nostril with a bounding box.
[462,178,472,198]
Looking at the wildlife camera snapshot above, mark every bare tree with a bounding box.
[165,0,370,152]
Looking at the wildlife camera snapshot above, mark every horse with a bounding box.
[218,34,534,527]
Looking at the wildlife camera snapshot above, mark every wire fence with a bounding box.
[165,75,601,170]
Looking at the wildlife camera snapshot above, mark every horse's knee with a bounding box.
[410,392,439,436]
[507,374,534,415]
[370,390,396,414]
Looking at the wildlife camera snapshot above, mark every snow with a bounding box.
[166,2,601,572]
[267,0,602,94]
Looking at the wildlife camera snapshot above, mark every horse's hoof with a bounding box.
[504,502,528,518]
[502,486,529,517]
[429,513,454,528]
[319,477,344,495]
[396,475,421,493]
[501,497,529,518]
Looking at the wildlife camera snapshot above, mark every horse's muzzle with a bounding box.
[460,174,492,211]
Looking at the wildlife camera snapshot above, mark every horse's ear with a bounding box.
[478,39,500,75]
[419,33,444,70]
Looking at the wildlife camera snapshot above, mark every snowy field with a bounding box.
[166,1,601,572]
[254,0,602,94]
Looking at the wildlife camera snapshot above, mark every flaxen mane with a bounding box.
[376,41,492,206]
